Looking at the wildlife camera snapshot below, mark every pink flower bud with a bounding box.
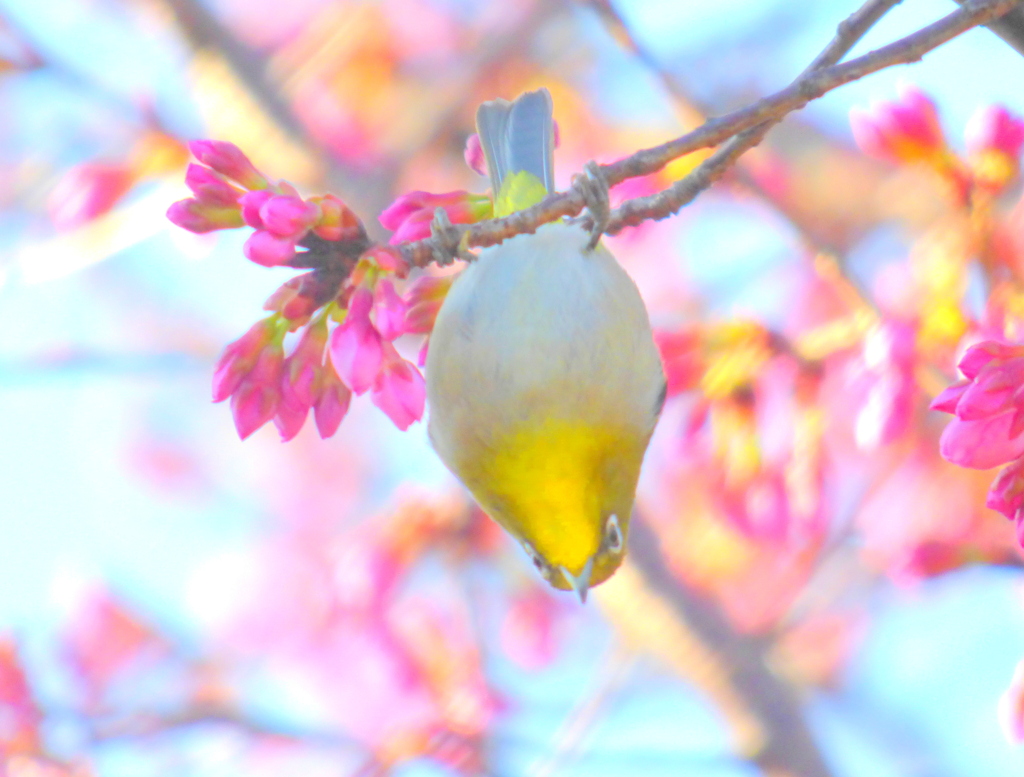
[379,190,492,245]
[281,318,328,409]
[188,140,269,190]
[966,105,1024,159]
[243,229,298,267]
[230,342,283,439]
[987,456,1024,522]
[239,189,273,228]
[330,287,383,394]
[310,194,365,243]
[464,133,487,176]
[371,278,407,340]
[167,198,244,233]
[185,163,243,206]
[212,319,275,403]
[259,195,320,238]
[933,341,1024,468]
[315,356,352,438]
[49,162,135,229]
[371,341,425,430]
[273,399,309,442]
[850,86,946,164]
[403,273,455,334]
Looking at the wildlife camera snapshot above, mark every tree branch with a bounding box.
[396,0,1022,267]
[626,518,834,777]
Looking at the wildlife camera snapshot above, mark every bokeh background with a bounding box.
[3,0,1024,775]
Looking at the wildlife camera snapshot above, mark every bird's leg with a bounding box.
[429,207,473,265]
[571,160,611,251]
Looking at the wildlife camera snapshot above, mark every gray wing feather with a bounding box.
[475,88,554,194]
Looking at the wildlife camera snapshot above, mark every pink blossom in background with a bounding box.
[853,321,918,450]
[0,638,40,756]
[999,659,1024,743]
[500,588,562,669]
[48,161,135,229]
[966,105,1024,159]
[850,85,946,164]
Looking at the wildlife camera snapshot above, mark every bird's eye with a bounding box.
[604,514,623,553]
[524,543,547,573]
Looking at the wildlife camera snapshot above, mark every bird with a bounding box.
[425,88,666,603]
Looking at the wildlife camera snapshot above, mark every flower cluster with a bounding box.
[167,140,468,439]
[850,85,1024,200]
[932,341,1024,542]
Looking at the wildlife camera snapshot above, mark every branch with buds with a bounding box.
[167,0,1023,443]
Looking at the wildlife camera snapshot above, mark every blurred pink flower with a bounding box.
[62,589,164,698]
[999,659,1024,743]
[310,193,365,243]
[654,328,704,397]
[48,161,135,229]
[240,189,273,228]
[966,105,1024,159]
[932,341,1024,469]
[850,85,945,164]
[379,190,491,244]
[330,287,383,395]
[371,342,426,430]
[188,139,269,190]
[464,133,486,177]
[500,588,561,669]
[0,637,40,756]
[403,274,455,335]
[853,321,918,450]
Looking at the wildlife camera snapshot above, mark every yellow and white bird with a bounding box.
[426,88,666,602]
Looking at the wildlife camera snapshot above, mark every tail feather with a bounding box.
[476,88,554,196]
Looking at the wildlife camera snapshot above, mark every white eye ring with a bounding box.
[605,514,623,553]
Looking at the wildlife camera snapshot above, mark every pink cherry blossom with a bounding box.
[464,133,486,177]
[371,342,426,430]
[330,287,383,395]
[239,189,273,228]
[259,195,320,238]
[850,85,945,164]
[404,274,455,335]
[932,340,1024,469]
[184,163,243,206]
[314,356,352,438]
[230,341,284,439]
[49,161,135,229]
[212,319,276,403]
[243,229,298,267]
[371,278,407,341]
[188,140,269,190]
[966,105,1024,160]
[166,198,245,233]
[379,190,492,244]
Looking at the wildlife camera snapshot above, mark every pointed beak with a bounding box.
[560,556,595,604]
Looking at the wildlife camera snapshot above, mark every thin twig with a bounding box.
[397,0,1021,266]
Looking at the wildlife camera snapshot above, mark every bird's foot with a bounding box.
[429,207,473,265]
[571,160,610,251]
